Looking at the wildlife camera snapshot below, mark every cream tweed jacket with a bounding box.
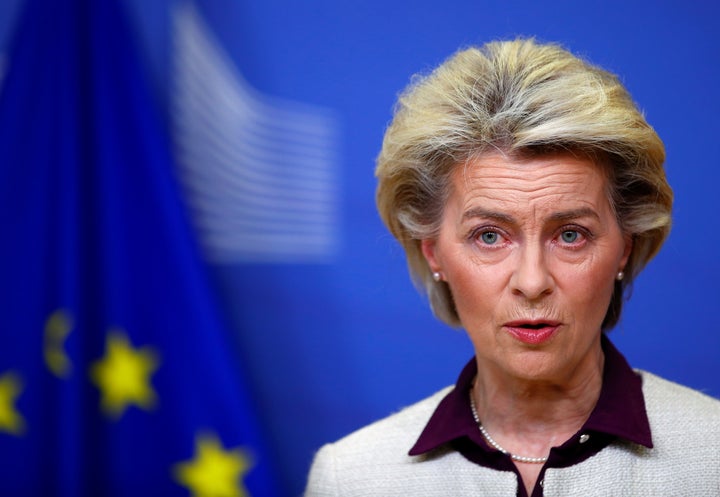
[305,371,720,496]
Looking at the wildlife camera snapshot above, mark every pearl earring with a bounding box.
[432,272,442,282]
[616,271,624,281]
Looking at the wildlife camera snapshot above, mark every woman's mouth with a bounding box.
[503,320,561,345]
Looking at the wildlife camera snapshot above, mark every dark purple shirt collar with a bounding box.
[410,335,652,458]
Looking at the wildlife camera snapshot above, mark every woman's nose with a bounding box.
[509,244,555,300]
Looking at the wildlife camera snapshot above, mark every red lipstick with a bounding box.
[504,320,560,345]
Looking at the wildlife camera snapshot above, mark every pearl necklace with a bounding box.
[469,391,548,464]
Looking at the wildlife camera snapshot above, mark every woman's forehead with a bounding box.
[450,152,612,216]
[458,152,605,188]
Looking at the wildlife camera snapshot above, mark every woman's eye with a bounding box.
[480,231,500,245]
[560,230,580,243]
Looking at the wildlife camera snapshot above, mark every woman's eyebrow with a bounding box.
[461,207,600,224]
[548,207,600,223]
[461,208,516,224]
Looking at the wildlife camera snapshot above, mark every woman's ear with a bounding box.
[421,238,440,273]
[620,233,633,270]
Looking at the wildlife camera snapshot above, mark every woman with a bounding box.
[305,39,720,496]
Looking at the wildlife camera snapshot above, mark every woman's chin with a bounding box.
[491,351,571,384]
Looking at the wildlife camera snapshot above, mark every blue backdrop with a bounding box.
[0,1,718,496]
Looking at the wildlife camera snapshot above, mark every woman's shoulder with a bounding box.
[305,385,516,496]
[306,386,453,490]
[324,385,453,456]
[638,370,720,449]
[639,370,720,417]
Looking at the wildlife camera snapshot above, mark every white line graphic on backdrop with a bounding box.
[172,3,340,263]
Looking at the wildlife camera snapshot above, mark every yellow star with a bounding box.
[0,371,26,435]
[89,330,160,419]
[173,433,254,497]
[43,309,74,378]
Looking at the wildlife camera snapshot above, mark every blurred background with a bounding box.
[0,0,718,496]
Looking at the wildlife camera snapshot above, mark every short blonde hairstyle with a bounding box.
[375,39,672,331]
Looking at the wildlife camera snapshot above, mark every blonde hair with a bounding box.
[375,39,672,330]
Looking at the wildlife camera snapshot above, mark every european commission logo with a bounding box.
[172,4,341,264]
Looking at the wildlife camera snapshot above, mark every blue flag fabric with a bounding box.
[0,0,280,495]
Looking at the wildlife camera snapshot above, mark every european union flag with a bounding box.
[0,0,280,495]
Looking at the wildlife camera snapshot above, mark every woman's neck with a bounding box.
[472,346,605,456]
[471,347,605,495]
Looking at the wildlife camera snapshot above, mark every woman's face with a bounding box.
[421,153,631,382]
